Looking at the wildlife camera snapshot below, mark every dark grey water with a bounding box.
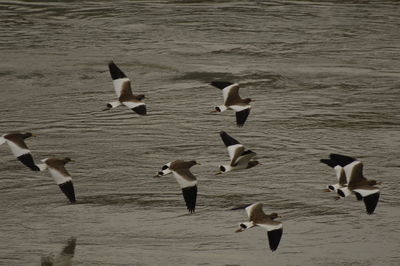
[1,0,400,265]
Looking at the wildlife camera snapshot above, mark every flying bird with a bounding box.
[210,81,252,127]
[0,132,40,171]
[337,158,381,214]
[233,202,283,251]
[320,153,358,193]
[216,131,259,174]
[39,157,76,203]
[104,61,146,115]
[155,160,199,213]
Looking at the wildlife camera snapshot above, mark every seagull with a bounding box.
[104,61,146,115]
[155,160,199,213]
[41,237,76,266]
[0,132,40,171]
[39,157,76,203]
[233,202,283,251]
[210,81,252,127]
[216,131,259,174]
[337,159,381,214]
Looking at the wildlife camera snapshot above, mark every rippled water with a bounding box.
[1,0,400,265]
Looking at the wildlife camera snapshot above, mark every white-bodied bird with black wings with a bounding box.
[0,132,41,171]
[216,131,259,174]
[155,160,199,213]
[38,157,76,204]
[210,81,252,127]
[233,202,283,251]
[104,61,146,115]
[324,154,381,215]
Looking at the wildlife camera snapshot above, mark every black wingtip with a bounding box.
[320,159,338,168]
[182,185,197,214]
[132,105,147,115]
[231,203,252,210]
[59,181,76,203]
[268,228,283,251]
[355,192,363,201]
[210,81,233,90]
[17,154,40,171]
[236,109,250,128]
[329,153,357,167]
[220,131,240,146]
[364,192,380,215]
[108,61,127,80]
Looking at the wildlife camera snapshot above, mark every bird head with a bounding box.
[247,161,260,169]
[243,98,252,104]
[235,221,255,233]
[64,157,74,163]
[136,94,145,100]
[270,213,281,219]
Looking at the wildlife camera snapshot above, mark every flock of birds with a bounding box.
[0,62,381,252]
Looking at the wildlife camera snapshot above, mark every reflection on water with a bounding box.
[0,0,399,265]
[41,237,76,266]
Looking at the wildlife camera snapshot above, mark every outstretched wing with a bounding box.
[329,154,357,167]
[234,150,257,167]
[320,159,347,185]
[220,131,240,147]
[266,227,283,251]
[343,161,365,185]
[181,185,197,213]
[224,84,241,105]
[246,202,265,220]
[109,62,131,98]
[234,107,250,127]
[122,101,147,115]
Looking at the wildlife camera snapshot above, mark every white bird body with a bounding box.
[234,202,283,251]
[218,132,258,174]
[156,160,199,213]
[0,132,41,171]
[106,62,146,115]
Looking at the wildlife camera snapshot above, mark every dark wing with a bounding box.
[267,228,283,251]
[131,104,147,115]
[118,80,134,100]
[58,181,76,203]
[181,185,197,213]
[220,131,240,147]
[320,159,338,168]
[109,61,127,79]
[329,154,357,167]
[363,192,380,215]
[344,161,365,185]
[236,108,250,127]
[210,81,233,90]
[17,153,40,171]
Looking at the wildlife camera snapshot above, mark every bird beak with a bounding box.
[70,159,75,162]
[102,107,110,111]
[278,215,282,218]
[334,196,341,201]
[196,162,201,165]
[215,172,222,176]
[323,188,331,192]
[377,181,382,185]
[31,133,37,137]
[210,110,218,113]
[235,228,243,233]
